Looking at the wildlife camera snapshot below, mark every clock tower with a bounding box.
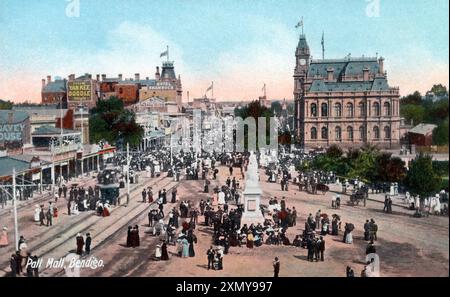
[293,34,310,147]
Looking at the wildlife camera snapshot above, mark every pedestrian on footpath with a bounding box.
[85,233,92,254]
[76,233,84,255]
[273,257,280,277]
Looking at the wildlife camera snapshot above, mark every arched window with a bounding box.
[384,126,391,139]
[346,103,353,117]
[373,126,380,139]
[334,103,342,117]
[383,102,391,116]
[311,127,317,140]
[372,102,380,116]
[310,103,317,117]
[347,126,354,141]
[321,127,328,139]
[321,103,328,117]
[358,102,365,117]
[335,126,342,141]
[359,126,365,140]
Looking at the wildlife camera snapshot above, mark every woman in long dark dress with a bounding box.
[187,231,197,257]
[134,225,140,247]
[161,242,169,260]
[126,226,132,247]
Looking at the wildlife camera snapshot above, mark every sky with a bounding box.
[0,0,448,102]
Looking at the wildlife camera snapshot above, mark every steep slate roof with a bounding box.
[42,79,67,93]
[309,79,390,92]
[308,58,379,79]
[0,110,29,124]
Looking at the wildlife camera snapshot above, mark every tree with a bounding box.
[0,99,13,110]
[432,117,449,145]
[270,101,282,115]
[326,145,343,159]
[405,153,441,199]
[400,104,425,126]
[430,84,449,97]
[89,97,144,148]
[401,91,422,105]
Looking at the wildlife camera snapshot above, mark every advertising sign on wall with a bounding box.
[68,81,92,101]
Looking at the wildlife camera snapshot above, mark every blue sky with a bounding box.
[0,0,448,102]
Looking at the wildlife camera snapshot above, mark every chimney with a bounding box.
[135,73,140,81]
[363,67,370,81]
[146,77,149,80]
[69,74,75,80]
[155,67,160,80]
[96,74,100,81]
[379,57,384,75]
[47,75,51,84]
[8,112,14,124]
[118,74,123,81]
[327,67,334,81]
[102,74,107,81]
[41,79,46,89]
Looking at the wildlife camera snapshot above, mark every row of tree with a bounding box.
[307,145,446,198]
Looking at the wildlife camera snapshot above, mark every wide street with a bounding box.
[37,165,449,277]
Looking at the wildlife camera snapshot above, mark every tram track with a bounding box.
[45,177,180,277]
[0,173,170,277]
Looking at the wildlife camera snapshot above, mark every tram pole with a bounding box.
[126,142,130,206]
[12,168,19,251]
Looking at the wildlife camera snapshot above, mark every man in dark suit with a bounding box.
[318,236,325,261]
[273,257,280,277]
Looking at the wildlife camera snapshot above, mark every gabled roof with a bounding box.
[409,123,437,135]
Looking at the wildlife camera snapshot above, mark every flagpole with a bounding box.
[167,45,169,62]
[212,81,214,98]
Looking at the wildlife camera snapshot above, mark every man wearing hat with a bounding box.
[273,257,280,277]
[85,233,92,254]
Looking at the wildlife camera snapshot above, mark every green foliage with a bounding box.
[400,104,425,126]
[270,101,282,115]
[0,99,13,110]
[432,160,449,177]
[89,97,144,148]
[401,91,422,105]
[430,84,449,97]
[326,145,343,159]
[405,153,442,198]
[432,117,449,145]
[233,100,275,150]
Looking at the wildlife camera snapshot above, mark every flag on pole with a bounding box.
[321,32,324,47]
[206,82,213,92]
[262,83,266,92]
[295,19,303,29]
[160,49,168,58]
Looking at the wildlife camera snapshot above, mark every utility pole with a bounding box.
[126,142,130,206]
[12,168,19,251]
[80,104,84,177]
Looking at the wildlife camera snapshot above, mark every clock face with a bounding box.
[300,59,306,66]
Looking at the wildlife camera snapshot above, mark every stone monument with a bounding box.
[241,151,264,225]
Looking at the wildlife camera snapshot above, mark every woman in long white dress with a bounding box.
[345,231,353,244]
[34,205,41,222]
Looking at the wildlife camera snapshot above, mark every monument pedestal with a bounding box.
[241,185,265,226]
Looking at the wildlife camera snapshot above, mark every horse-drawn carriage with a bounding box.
[349,187,368,206]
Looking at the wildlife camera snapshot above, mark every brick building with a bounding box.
[293,34,401,149]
